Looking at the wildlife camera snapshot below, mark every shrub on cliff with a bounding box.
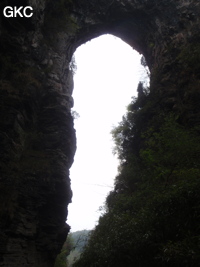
[73,81,200,266]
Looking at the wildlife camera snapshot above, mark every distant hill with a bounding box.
[67,230,91,266]
[70,229,91,252]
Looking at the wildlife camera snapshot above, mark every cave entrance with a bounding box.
[68,34,149,232]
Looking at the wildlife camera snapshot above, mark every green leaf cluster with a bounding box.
[73,82,200,267]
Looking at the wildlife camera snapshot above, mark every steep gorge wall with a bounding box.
[0,1,76,266]
[0,0,200,266]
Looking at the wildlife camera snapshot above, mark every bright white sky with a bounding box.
[67,34,147,232]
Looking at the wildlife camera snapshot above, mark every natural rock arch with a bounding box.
[0,0,200,266]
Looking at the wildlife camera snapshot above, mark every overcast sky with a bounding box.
[67,34,147,232]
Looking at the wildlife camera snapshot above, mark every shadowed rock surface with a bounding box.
[0,0,200,266]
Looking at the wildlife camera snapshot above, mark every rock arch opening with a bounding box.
[68,33,149,232]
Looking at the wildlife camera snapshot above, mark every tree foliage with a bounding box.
[73,82,200,267]
[54,234,74,267]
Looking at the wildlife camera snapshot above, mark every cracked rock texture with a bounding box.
[0,0,200,266]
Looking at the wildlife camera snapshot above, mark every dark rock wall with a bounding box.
[0,1,75,266]
[0,0,200,266]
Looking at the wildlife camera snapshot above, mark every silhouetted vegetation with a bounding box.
[73,82,200,267]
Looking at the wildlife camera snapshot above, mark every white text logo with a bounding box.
[3,6,33,18]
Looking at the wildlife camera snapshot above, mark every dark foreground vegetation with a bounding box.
[73,82,200,267]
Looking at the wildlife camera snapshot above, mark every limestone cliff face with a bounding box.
[0,1,75,266]
[0,0,200,266]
